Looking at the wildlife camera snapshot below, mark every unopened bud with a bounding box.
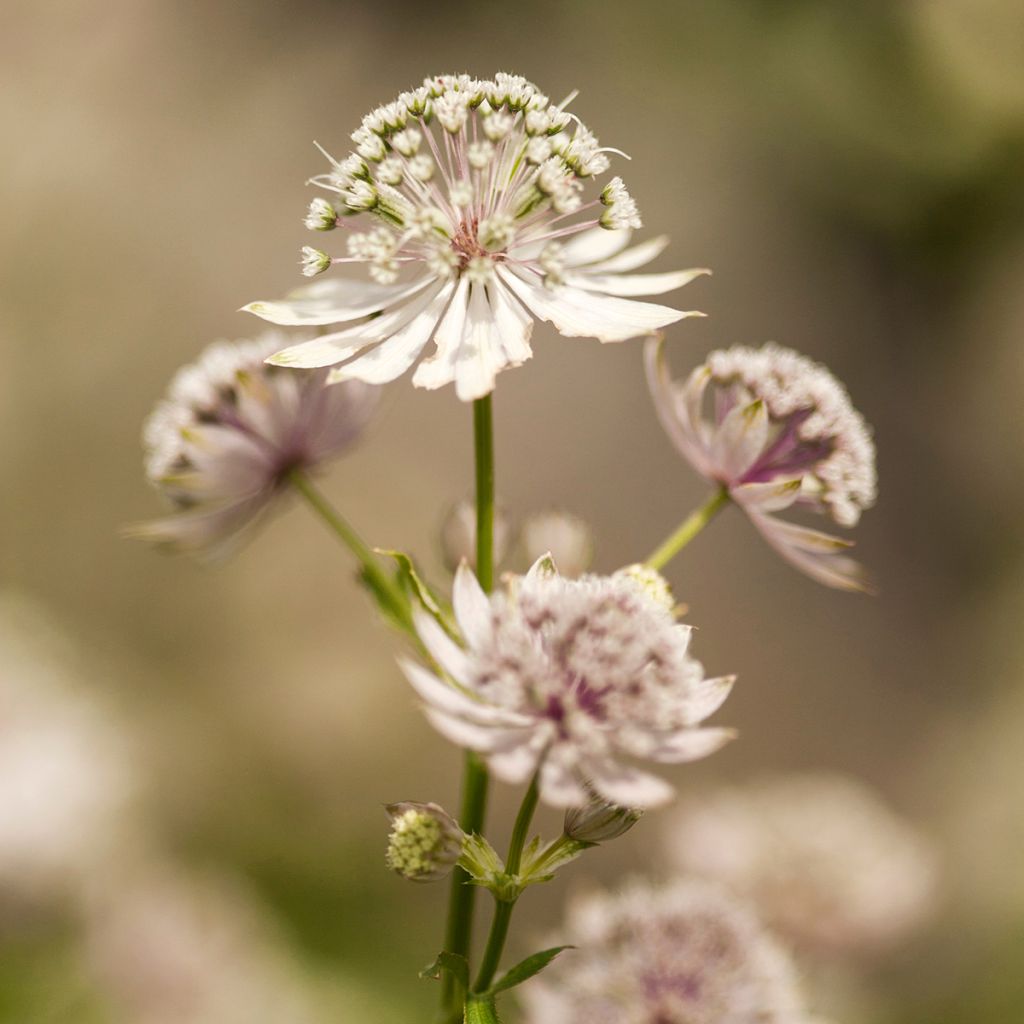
[439,499,511,574]
[299,246,331,277]
[564,793,643,844]
[385,801,465,882]
[521,510,593,578]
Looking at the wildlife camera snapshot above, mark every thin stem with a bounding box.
[645,486,730,571]
[473,774,540,994]
[473,396,495,592]
[440,396,497,1021]
[287,468,411,629]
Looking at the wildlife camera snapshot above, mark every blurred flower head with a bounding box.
[400,557,735,808]
[521,510,594,577]
[384,801,465,882]
[521,878,810,1024]
[244,72,708,400]
[130,331,379,559]
[646,338,877,591]
[662,773,940,956]
[84,863,325,1024]
[439,498,511,574]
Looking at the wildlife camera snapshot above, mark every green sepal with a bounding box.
[487,945,574,995]
[357,564,413,633]
[420,951,469,991]
[375,548,458,637]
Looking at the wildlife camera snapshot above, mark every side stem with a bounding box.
[472,774,540,994]
[645,486,730,571]
[287,468,411,629]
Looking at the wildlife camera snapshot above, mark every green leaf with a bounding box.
[488,945,574,995]
[464,995,502,1024]
[376,548,458,637]
[420,951,469,991]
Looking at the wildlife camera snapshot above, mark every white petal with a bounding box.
[424,708,531,753]
[711,399,769,481]
[488,279,534,364]
[587,762,675,809]
[454,282,510,401]
[648,726,737,764]
[538,754,589,807]
[412,608,469,683]
[452,561,493,648]
[559,226,632,268]
[412,278,470,390]
[488,733,547,785]
[585,235,669,273]
[684,675,736,723]
[327,281,455,385]
[241,276,433,326]
[398,657,518,725]
[500,267,695,344]
[566,268,709,297]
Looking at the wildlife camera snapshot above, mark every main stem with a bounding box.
[645,486,730,571]
[473,774,540,993]
[287,468,411,629]
[441,396,496,1019]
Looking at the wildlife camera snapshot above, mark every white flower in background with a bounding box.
[243,73,708,401]
[84,864,325,1024]
[521,878,811,1024]
[0,595,136,904]
[439,498,511,573]
[646,338,877,591]
[130,331,379,559]
[521,510,594,577]
[400,557,735,808]
[662,773,940,955]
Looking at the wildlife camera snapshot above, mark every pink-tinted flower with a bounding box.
[399,557,735,808]
[646,338,877,591]
[521,878,811,1024]
[243,73,708,401]
[130,332,378,559]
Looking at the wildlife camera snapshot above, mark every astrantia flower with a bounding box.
[130,332,378,558]
[399,557,735,808]
[520,879,810,1024]
[384,801,465,882]
[646,338,877,591]
[663,773,940,956]
[243,73,708,401]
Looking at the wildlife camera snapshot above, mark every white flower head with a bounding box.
[129,332,379,559]
[520,878,810,1024]
[646,338,878,592]
[244,73,709,401]
[400,557,736,809]
[662,773,941,956]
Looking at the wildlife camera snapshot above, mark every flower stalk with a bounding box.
[645,486,730,571]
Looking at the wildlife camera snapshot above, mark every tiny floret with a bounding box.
[400,557,736,809]
[385,801,465,883]
[244,72,709,401]
[520,879,811,1024]
[646,338,878,592]
[128,332,379,559]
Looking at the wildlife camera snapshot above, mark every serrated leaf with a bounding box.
[488,945,574,995]
[376,548,458,637]
[420,951,469,990]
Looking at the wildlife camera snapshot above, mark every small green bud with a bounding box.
[564,793,643,844]
[385,801,465,883]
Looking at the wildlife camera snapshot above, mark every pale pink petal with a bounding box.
[683,675,736,723]
[588,762,676,809]
[488,731,549,785]
[731,478,803,513]
[711,399,769,481]
[424,708,532,753]
[412,607,469,683]
[648,726,737,764]
[539,753,590,807]
[241,276,433,326]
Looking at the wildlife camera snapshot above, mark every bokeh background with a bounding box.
[3,1,1024,1021]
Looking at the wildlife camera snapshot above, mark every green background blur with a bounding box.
[2,1,1024,1021]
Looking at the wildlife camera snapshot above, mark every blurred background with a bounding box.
[2,1,1023,1020]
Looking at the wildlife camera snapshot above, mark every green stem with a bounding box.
[440,396,497,1020]
[645,486,730,571]
[473,774,540,994]
[288,468,411,629]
